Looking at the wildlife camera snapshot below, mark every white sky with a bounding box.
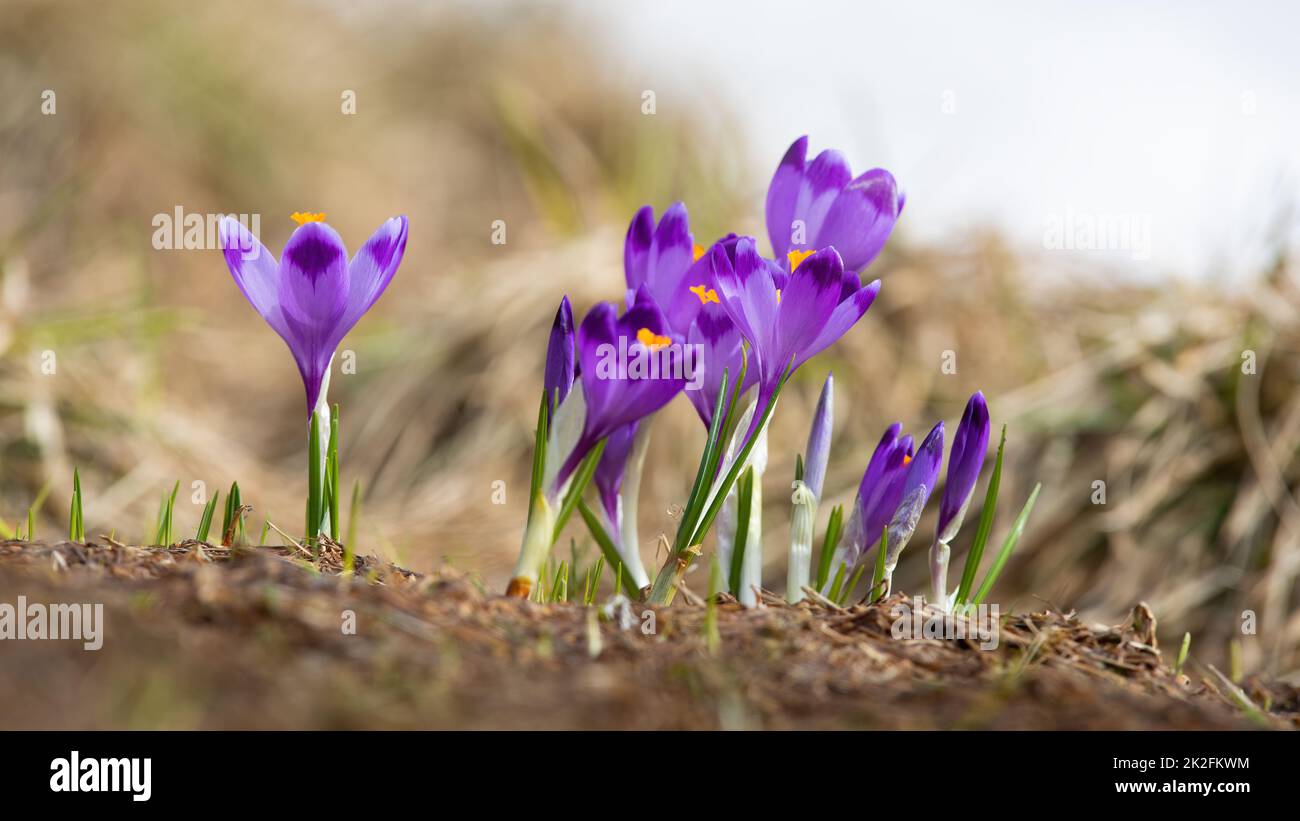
[574,0,1300,285]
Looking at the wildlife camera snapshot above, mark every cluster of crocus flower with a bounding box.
[512,136,922,605]
[816,391,992,610]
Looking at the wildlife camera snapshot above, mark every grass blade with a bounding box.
[870,526,888,603]
[577,499,641,597]
[728,465,754,594]
[815,504,844,591]
[971,482,1041,605]
[68,468,84,542]
[955,425,1006,605]
[327,403,341,539]
[551,438,607,542]
[195,491,219,542]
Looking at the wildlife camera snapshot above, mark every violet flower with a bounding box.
[510,288,687,597]
[829,420,944,598]
[219,214,407,540]
[766,135,904,275]
[219,215,408,417]
[709,238,880,427]
[930,391,991,609]
[543,296,576,419]
[787,372,833,603]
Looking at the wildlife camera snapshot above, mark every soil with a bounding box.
[0,539,1295,730]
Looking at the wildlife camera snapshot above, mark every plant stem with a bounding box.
[787,480,816,603]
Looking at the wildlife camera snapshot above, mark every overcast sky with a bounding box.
[569,0,1300,285]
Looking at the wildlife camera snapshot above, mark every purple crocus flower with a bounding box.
[802,373,834,500]
[841,421,944,572]
[591,420,652,588]
[937,391,991,543]
[766,136,903,275]
[219,215,408,415]
[551,287,687,494]
[624,203,697,328]
[543,296,576,419]
[709,238,880,415]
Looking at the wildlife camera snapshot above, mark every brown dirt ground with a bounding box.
[0,539,1295,730]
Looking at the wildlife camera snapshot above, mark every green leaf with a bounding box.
[955,425,1006,606]
[328,403,341,539]
[728,465,754,594]
[306,410,323,540]
[195,491,219,542]
[552,439,607,544]
[870,526,888,603]
[840,561,868,607]
[815,504,844,591]
[827,562,846,604]
[526,390,549,524]
[345,479,361,573]
[68,468,84,542]
[971,483,1041,605]
[577,499,641,598]
[673,368,732,555]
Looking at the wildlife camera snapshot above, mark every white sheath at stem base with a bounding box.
[614,422,653,590]
[786,480,817,603]
[507,495,555,599]
[312,356,334,539]
[929,540,951,611]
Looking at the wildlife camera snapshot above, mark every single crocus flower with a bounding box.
[766,135,904,275]
[219,213,407,540]
[510,288,687,597]
[787,372,833,603]
[543,296,576,419]
[709,238,880,433]
[830,420,944,598]
[219,214,408,417]
[930,391,991,608]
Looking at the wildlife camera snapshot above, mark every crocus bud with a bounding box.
[936,392,990,544]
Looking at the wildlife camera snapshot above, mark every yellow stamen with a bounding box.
[903,454,912,466]
[636,327,671,350]
[291,211,327,225]
[776,289,782,305]
[689,284,720,305]
[693,243,705,262]
[787,248,815,271]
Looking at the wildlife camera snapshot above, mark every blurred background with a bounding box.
[1,0,1299,676]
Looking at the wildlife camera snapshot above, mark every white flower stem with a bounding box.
[930,539,951,611]
[312,357,333,539]
[737,472,763,608]
[508,494,555,598]
[615,423,653,590]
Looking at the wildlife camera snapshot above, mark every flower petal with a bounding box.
[219,216,284,334]
[345,215,408,328]
[765,136,808,261]
[277,221,350,413]
[814,168,901,272]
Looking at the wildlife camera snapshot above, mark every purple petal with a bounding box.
[544,296,576,417]
[771,247,845,377]
[594,421,638,538]
[622,203,695,326]
[799,278,881,368]
[219,217,285,336]
[802,373,834,499]
[276,222,350,414]
[344,215,408,328]
[623,206,655,291]
[937,392,990,537]
[685,303,749,427]
[765,136,808,261]
[814,168,902,272]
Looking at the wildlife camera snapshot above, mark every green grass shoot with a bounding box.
[153,480,179,546]
[68,467,84,542]
[955,425,1006,605]
[195,490,219,542]
[870,526,888,604]
[1175,632,1191,676]
[705,554,722,655]
[970,482,1041,606]
[728,465,755,594]
[814,503,844,591]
